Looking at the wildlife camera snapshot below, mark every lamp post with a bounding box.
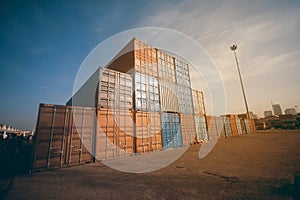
[230,44,250,119]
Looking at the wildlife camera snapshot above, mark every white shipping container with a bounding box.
[175,59,191,87]
[159,80,180,113]
[178,85,194,114]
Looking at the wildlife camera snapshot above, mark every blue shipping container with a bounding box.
[161,113,182,149]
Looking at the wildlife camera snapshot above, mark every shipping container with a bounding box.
[161,113,182,149]
[135,72,160,112]
[248,119,256,133]
[33,104,95,170]
[192,89,206,115]
[226,115,238,137]
[215,116,225,138]
[98,68,132,110]
[157,50,176,83]
[66,67,133,110]
[106,38,159,78]
[235,116,243,135]
[206,116,215,141]
[95,108,134,160]
[194,115,208,141]
[135,111,162,153]
[174,58,191,87]
[207,116,224,140]
[222,116,232,137]
[134,39,158,78]
[244,118,251,134]
[159,80,180,113]
[180,114,196,145]
[177,85,194,114]
[240,118,247,134]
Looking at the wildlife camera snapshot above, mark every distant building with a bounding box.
[249,111,258,119]
[272,104,282,116]
[285,108,297,115]
[264,111,273,117]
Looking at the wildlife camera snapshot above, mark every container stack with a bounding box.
[95,68,134,160]
[107,38,196,150]
[33,38,258,169]
[175,58,195,145]
[33,104,95,170]
[134,72,162,153]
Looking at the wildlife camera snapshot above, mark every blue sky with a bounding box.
[1,0,300,130]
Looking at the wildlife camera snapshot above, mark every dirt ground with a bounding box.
[1,129,300,199]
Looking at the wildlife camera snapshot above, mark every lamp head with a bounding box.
[230,44,237,51]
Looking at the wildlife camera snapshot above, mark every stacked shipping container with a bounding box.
[33,38,258,170]
[95,68,134,160]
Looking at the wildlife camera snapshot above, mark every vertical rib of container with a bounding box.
[161,113,182,149]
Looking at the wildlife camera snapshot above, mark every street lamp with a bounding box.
[230,44,250,119]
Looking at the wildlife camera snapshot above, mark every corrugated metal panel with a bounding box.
[222,116,232,137]
[98,68,132,110]
[227,115,238,137]
[95,108,134,160]
[135,111,162,153]
[161,113,182,149]
[244,119,251,134]
[180,114,196,145]
[235,116,243,135]
[206,116,215,141]
[192,89,206,115]
[194,115,209,141]
[215,116,225,138]
[240,118,247,135]
[135,72,160,112]
[178,85,194,114]
[175,58,191,87]
[134,39,158,78]
[250,119,256,133]
[157,50,176,83]
[159,80,179,113]
[33,104,95,170]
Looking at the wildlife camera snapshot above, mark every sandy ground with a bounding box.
[1,129,300,199]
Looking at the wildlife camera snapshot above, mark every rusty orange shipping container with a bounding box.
[135,111,162,153]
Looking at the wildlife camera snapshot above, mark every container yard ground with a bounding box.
[2,129,300,199]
